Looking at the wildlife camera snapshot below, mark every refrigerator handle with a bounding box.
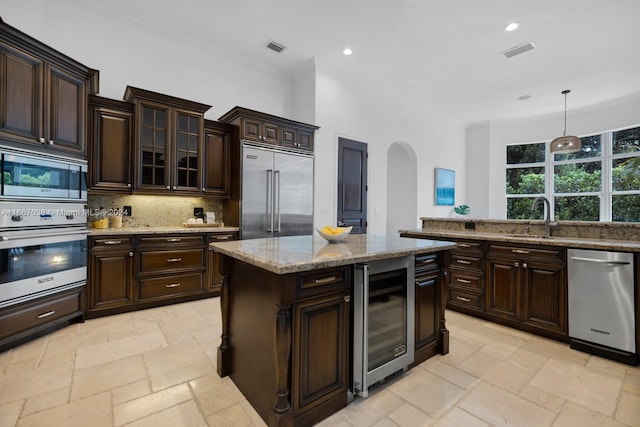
[267,169,273,232]
[274,170,281,232]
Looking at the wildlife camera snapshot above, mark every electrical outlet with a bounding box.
[194,207,204,218]
[123,205,132,216]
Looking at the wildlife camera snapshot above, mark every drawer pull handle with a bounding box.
[36,310,56,319]
[314,276,337,284]
[213,235,231,240]
[456,296,472,303]
[458,243,471,248]
[104,240,122,245]
[512,249,530,254]
[165,283,181,288]
[416,279,435,287]
[167,238,182,242]
[456,259,472,265]
[456,278,472,284]
[166,258,182,263]
[419,258,435,265]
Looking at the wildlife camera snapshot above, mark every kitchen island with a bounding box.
[210,234,456,427]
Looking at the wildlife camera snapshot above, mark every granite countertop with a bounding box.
[209,234,456,274]
[90,226,239,235]
[401,229,640,253]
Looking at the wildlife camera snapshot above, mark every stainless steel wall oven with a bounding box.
[0,201,88,308]
[352,256,415,397]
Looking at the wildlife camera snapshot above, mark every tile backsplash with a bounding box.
[87,194,223,228]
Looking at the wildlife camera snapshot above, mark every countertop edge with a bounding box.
[90,226,239,235]
[400,229,640,252]
[211,240,457,274]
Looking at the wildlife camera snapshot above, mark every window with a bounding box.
[506,125,640,222]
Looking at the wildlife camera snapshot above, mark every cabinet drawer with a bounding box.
[415,254,438,274]
[138,273,204,300]
[297,267,350,298]
[139,249,204,272]
[449,254,483,271]
[208,233,238,242]
[488,244,564,261]
[0,288,82,340]
[449,271,483,291]
[452,240,483,253]
[449,289,484,312]
[138,235,204,246]
[91,236,133,248]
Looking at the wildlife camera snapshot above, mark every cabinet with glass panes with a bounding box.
[124,86,211,194]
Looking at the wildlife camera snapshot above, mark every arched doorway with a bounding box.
[386,142,417,235]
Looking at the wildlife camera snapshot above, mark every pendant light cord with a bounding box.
[562,89,570,137]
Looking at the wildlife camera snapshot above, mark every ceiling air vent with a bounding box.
[502,41,536,58]
[266,40,287,53]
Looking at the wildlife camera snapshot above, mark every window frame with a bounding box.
[505,124,640,222]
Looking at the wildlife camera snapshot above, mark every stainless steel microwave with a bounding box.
[0,147,87,202]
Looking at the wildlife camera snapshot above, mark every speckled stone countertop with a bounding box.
[401,229,640,253]
[209,234,457,274]
[90,226,239,236]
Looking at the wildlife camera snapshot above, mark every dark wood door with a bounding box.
[46,65,86,155]
[337,137,367,233]
[136,101,172,191]
[88,249,134,311]
[0,44,43,144]
[486,256,520,321]
[415,272,438,349]
[88,96,133,192]
[521,260,566,335]
[203,121,232,197]
[293,292,349,414]
[173,110,203,192]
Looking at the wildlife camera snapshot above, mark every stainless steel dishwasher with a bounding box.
[568,249,637,365]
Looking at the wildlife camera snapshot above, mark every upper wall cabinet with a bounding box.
[124,86,211,194]
[0,18,98,158]
[218,106,318,152]
[203,119,235,198]
[88,95,134,192]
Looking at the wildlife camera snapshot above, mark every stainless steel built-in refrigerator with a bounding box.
[241,144,314,239]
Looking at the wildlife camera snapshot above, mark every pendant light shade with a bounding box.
[550,89,581,154]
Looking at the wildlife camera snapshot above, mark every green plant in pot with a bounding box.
[453,204,471,216]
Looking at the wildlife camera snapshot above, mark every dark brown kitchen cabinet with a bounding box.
[413,253,444,365]
[487,243,567,340]
[124,86,211,194]
[87,233,213,318]
[292,290,350,421]
[218,106,318,152]
[203,120,234,197]
[444,239,486,314]
[0,18,98,158]
[0,286,84,353]
[87,236,134,314]
[88,95,134,192]
[207,231,239,294]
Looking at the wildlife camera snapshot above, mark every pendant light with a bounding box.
[550,89,581,154]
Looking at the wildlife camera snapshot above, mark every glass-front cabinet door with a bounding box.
[174,111,202,191]
[139,103,170,190]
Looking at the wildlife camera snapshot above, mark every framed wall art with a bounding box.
[434,168,455,206]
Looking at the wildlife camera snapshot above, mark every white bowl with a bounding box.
[316,226,353,243]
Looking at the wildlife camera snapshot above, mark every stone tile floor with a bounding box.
[0,298,638,426]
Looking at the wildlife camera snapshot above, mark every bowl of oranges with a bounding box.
[316,225,353,243]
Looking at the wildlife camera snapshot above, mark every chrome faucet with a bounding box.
[531,196,553,237]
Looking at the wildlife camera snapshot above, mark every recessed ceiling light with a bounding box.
[517,95,532,101]
[343,48,353,56]
[505,22,519,32]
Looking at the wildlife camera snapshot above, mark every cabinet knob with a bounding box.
[39,137,45,143]
[514,262,519,267]
[127,183,131,188]
[344,295,351,303]
[172,185,177,190]
[523,262,528,268]
[129,251,134,257]
[48,140,54,145]
[166,186,170,190]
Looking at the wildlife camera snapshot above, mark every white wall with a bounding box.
[313,66,467,235]
[467,93,640,219]
[387,142,417,234]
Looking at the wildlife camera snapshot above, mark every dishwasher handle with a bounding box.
[570,256,631,266]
